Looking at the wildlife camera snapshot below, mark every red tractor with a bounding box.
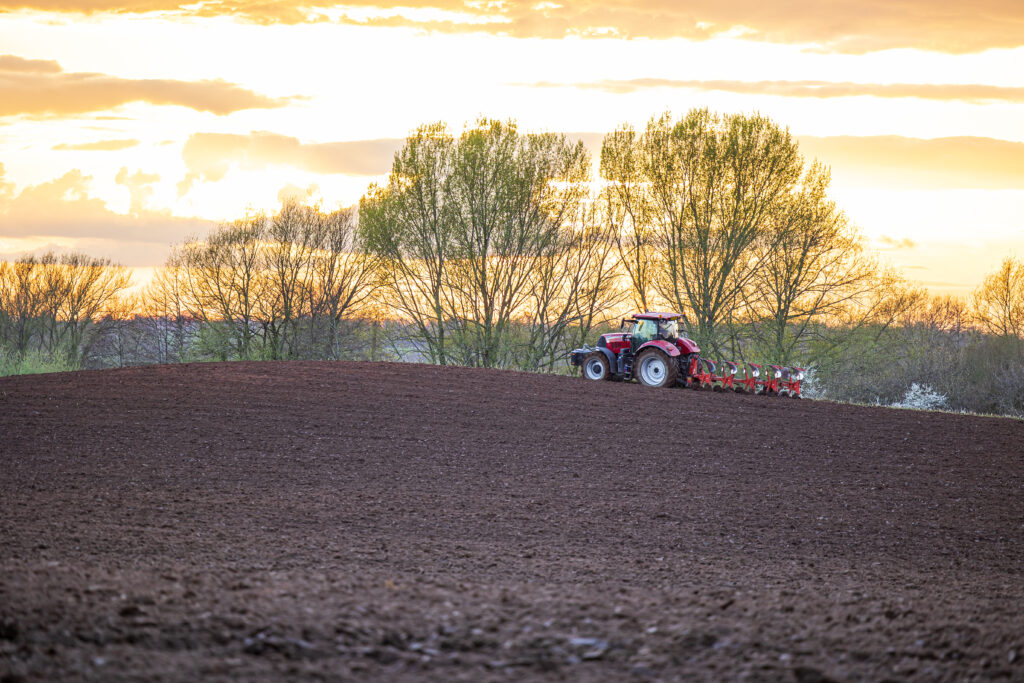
[569,311,805,396]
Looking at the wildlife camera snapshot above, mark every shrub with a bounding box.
[892,383,949,411]
[798,366,825,400]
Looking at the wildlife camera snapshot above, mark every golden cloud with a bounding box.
[877,236,919,250]
[524,79,1024,104]
[53,138,141,151]
[0,164,14,200]
[178,131,400,195]
[3,0,1022,52]
[0,54,295,117]
[114,167,160,214]
[798,136,1024,190]
[0,165,211,265]
[0,54,61,72]
[177,131,1024,192]
[277,182,320,204]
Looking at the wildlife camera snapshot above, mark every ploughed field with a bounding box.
[1,362,1023,682]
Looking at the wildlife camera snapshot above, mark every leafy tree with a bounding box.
[602,109,803,352]
[360,118,605,369]
[360,122,456,364]
[744,163,876,364]
[515,199,623,370]
[601,127,659,312]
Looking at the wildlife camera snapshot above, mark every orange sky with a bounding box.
[1,1,1023,296]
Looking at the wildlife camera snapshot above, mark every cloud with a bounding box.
[0,54,296,117]
[178,131,400,195]
[176,131,1024,192]
[53,138,140,151]
[0,165,212,265]
[115,167,160,214]
[580,132,1024,190]
[0,54,61,72]
[877,236,918,250]
[277,182,321,204]
[798,136,1024,190]
[569,133,1024,191]
[178,131,606,193]
[2,1,1022,52]
[523,79,1024,104]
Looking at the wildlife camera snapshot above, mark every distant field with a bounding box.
[1,362,1022,681]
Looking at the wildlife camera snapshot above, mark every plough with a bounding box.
[691,359,805,397]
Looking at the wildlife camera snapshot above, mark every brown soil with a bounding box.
[1,361,1022,681]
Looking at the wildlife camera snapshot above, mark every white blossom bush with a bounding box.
[892,383,949,411]
[798,366,825,399]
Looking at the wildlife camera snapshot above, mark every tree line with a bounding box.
[1,110,1022,416]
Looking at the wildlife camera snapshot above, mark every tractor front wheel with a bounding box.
[583,352,611,381]
[636,349,678,388]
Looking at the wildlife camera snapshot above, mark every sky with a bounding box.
[1,0,1023,296]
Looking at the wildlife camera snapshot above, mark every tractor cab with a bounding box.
[624,312,685,354]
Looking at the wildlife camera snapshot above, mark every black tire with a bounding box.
[635,349,678,388]
[582,352,611,381]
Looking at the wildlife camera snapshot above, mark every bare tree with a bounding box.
[306,206,378,359]
[146,202,375,362]
[0,252,130,364]
[260,200,320,358]
[973,256,1024,340]
[142,249,194,363]
[56,254,132,361]
[179,214,265,359]
[0,257,45,356]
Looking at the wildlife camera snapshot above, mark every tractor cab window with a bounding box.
[658,320,678,341]
[631,319,658,351]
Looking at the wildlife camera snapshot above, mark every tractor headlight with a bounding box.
[795,371,804,381]
[751,369,760,377]
[774,370,781,378]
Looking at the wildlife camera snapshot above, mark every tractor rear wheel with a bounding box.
[583,352,611,381]
[636,349,678,388]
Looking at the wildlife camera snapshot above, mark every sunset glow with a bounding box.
[2,2,1023,295]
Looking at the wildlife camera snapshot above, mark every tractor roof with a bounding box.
[633,311,682,321]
